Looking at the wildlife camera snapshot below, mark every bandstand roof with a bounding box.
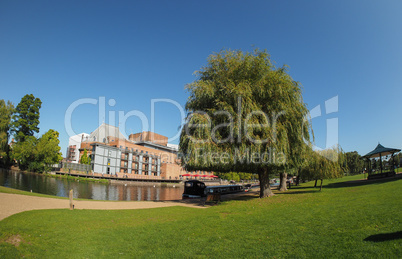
[362,143,401,159]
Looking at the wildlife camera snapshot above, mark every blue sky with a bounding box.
[1,0,401,157]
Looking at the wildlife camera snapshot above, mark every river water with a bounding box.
[0,169,184,201]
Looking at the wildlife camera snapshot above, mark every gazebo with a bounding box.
[362,143,400,179]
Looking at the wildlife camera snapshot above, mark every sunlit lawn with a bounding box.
[0,174,401,258]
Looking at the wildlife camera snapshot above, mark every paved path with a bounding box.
[0,193,205,221]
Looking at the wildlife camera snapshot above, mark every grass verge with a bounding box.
[0,174,400,258]
[44,173,110,184]
[0,186,67,199]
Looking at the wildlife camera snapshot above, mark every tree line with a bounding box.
[0,94,62,172]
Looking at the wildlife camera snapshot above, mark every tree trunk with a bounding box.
[259,169,274,198]
[296,174,300,186]
[278,171,288,192]
[319,179,323,191]
[314,179,318,188]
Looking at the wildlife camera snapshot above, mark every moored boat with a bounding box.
[182,180,244,199]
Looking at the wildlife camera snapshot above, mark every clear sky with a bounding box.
[1,0,401,157]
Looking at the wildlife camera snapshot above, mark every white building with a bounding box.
[66,133,89,163]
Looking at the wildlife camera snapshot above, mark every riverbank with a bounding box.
[45,173,110,184]
[0,188,206,221]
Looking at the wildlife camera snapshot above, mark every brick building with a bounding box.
[73,123,214,180]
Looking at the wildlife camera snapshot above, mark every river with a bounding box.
[0,169,184,201]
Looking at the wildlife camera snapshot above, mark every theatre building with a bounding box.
[70,123,214,181]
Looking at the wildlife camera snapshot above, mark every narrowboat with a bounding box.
[182,180,244,199]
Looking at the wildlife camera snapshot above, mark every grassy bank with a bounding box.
[0,174,400,258]
[0,186,68,199]
[45,173,110,184]
[0,186,98,202]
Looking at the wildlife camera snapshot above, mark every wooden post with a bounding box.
[69,189,74,210]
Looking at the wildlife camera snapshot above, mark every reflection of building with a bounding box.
[76,123,214,180]
[66,133,89,163]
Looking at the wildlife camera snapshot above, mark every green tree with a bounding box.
[36,129,63,172]
[12,94,42,142]
[11,136,37,171]
[179,49,311,198]
[0,99,14,167]
[345,151,363,175]
[12,130,62,172]
[216,171,254,181]
[238,172,254,180]
[217,172,240,182]
[80,149,91,165]
[300,147,345,191]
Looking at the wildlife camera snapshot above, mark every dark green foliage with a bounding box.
[215,171,256,181]
[12,130,62,172]
[0,100,14,167]
[9,94,61,173]
[12,94,42,142]
[346,151,364,175]
[11,136,37,171]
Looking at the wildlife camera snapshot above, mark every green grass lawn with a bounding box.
[0,186,68,199]
[0,174,401,258]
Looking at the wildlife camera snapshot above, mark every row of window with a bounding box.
[121,162,158,171]
[120,168,159,175]
[121,154,158,164]
[119,146,157,156]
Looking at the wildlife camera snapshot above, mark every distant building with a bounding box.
[66,133,89,163]
[75,123,214,180]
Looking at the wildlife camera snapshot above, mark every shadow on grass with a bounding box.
[325,174,402,189]
[151,192,260,206]
[287,186,315,190]
[364,231,402,242]
[278,190,319,195]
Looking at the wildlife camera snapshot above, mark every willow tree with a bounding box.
[179,49,311,198]
[0,99,14,167]
[300,146,346,191]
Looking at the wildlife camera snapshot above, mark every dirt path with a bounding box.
[0,193,205,221]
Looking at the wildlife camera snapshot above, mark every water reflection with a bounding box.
[0,169,183,201]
